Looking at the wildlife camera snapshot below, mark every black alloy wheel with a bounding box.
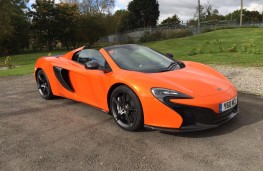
[110,86,143,131]
[36,70,54,100]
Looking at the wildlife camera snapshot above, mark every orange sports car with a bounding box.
[34,44,238,132]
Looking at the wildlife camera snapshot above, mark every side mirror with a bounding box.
[165,53,174,59]
[85,60,99,70]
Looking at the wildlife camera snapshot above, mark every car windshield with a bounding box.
[105,44,179,73]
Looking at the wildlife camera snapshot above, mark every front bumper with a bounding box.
[145,101,239,132]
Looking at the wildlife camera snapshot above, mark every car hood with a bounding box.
[146,67,231,97]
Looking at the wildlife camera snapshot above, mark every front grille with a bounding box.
[214,105,238,124]
[164,98,238,126]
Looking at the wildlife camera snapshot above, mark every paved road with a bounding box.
[0,75,263,171]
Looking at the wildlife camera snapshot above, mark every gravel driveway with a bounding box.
[0,74,263,171]
[211,65,263,96]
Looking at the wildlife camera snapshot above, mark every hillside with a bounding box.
[145,28,263,67]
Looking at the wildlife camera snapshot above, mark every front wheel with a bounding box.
[110,86,143,131]
[36,70,54,100]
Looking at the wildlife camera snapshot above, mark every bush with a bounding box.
[4,56,15,69]
[126,36,134,44]
[188,48,198,56]
[167,29,193,39]
[228,44,238,53]
[139,31,153,43]
[139,29,192,43]
[139,31,163,42]
[152,30,164,41]
[203,28,214,33]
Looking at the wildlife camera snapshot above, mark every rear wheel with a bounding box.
[36,70,54,100]
[110,86,143,131]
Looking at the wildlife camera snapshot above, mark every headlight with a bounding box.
[151,88,193,100]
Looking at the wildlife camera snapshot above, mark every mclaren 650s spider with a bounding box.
[34,44,239,132]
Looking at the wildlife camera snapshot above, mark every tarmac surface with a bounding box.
[0,75,263,171]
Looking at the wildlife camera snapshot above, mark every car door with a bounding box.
[68,49,112,110]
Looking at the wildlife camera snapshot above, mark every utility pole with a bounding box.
[240,0,243,26]
[198,0,201,33]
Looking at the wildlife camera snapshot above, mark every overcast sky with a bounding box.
[29,0,263,23]
[115,0,263,23]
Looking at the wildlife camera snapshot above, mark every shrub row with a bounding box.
[139,29,193,43]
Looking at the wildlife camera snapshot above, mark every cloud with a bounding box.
[114,0,263,23]
[116,0,131,8]
[29,0,263,23]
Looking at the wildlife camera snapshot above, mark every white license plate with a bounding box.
[220,97,237,113]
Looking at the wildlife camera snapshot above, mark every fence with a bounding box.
[98,22,263,44]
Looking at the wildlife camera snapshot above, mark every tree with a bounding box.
[207,9,224,22]
[187,19,198,26]
[60,0,79,4]
[127,0,160,29]
[160,14,180,26]
[30,0,57,51]
[29,0,116,50]
[0,0,29,55]
[205,3,213,18]
[193,2,224,24]
[4,3,30,54]
[53,3,80,49]
[113,10,131,32]
[194,4,206,22]
[80,0,115,14]
[0,0,13,42]
[77,14,107,46]
[225,9,262,24]
[247,10,262,23]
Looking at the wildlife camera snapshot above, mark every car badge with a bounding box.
[217,88,222,91]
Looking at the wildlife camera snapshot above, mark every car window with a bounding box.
[73,49,106,68]
[105,45,176,73]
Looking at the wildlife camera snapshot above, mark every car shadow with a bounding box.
[160,93,263,137]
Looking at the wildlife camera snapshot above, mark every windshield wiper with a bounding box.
[154,62,179,73]
[167,61,177,71]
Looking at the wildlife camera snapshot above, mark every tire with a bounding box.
[110,85,143,131]
[36,70,54,100]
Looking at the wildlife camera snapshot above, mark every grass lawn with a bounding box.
[0,28,262,77]
[0,50,67,77]
[145,28,263,67]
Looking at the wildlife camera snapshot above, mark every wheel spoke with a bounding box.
[38,74,44,82]
[124,93,129,102]
[125,114,132,125]
[43,86,47,93]
[112,97,121,106]
[129,114,134,123]
[115,113,122,121]
[45,83,49,89]
[129,107,137,112]
[120,94,126,105]
[39,80,49,96]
